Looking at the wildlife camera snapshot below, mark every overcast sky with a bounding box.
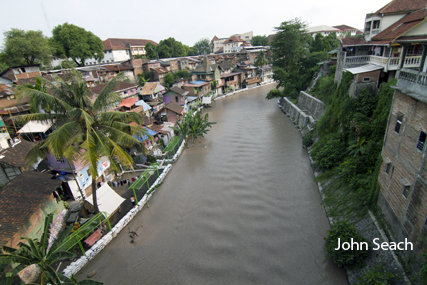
[1,0,391,48]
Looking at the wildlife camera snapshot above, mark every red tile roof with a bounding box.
[341,36,368,46]
[151,67,169,74]
[0,171,62,247]
[223,35,246,44]
[90,82,138,96]
[0,140,34,168]
[103,38,158,51]
[211,36,219,43]
[372,9,427,41]
[375,0,427,15]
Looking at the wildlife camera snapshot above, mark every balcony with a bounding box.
[403,56,422,68]
[388,57,401,70]
[345,55,370,66]
[397,69,427,98]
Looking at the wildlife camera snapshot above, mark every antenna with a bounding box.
[41,0,51,31]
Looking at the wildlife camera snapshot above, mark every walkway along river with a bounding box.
[77,84,348,284]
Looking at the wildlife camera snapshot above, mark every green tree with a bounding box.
[163,73,175,89]
[193,38,210,55]
[144,42,158,59]
[172,110,216,144]
[269,18,310,98]
[254,50,268,68]
[15,70,148,213]
[51,23,104,67]
[0,28,52,66]
[185,45,198,56]
[156,38,186,59]
[251,35,269,46]
[0,214,102,285]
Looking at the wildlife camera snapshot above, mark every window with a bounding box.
[403,185,411,198]
[363,77,370,82]
[55,155,65,163]
[175,96,179,103]
[394,115,403,134]
[416,131,426,151]
[365,21,371,32]
[385,163,391,174]
[373,20,380,29]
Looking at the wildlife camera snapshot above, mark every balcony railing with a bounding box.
[345,55,370,65]
[371,29,381,35]
[370,55,388,66]
[388,57,401,70]
[398,69,427,96]
[403,56,422,68]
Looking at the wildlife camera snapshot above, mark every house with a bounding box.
[0,65,41,83]
[148,122,175,146]
[178,58,190,70]
[210,36,228,54]
[151,67,169,84]
[160,59,179,72]
[90,82,139,102]
[160,101,184,123]
[163,86,188,106]
[0,139,35,185]
[333,25,363,37]
[377,46,427,251]
[83,38,158,65]
[47,154,111,198]
[223,36,247,53]
[138,82,165,101]
[182,81,211,98]
[0,171,64,248]
[142,60,161,74]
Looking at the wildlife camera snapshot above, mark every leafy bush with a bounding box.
[146,155,157,163]
[303,133,314,147]
[354,264,395,285]
[325,221,369,268]
[311,133,347,171]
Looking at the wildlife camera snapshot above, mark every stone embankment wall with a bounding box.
[279,91,325,135]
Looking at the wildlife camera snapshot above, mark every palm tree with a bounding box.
[255,50,268,80]
[15,69,148,213]
[172,110,216,144]
[0,214,102,285]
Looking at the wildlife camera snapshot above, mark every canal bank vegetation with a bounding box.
[172,109,216,145]
[266,18,339,100]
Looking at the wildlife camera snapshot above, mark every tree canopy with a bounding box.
[144,38,187,59]
[310,32,340,53]
[254,50,268,68]
[15,69,148,213]
[251,35,269,46]
[193,38,210,55]
[267,18,326,99]
[0,28,52,67]
[51,23,104,67]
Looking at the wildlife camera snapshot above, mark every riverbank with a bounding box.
[279,101,409,284]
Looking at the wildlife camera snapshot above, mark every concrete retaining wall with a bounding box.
[297,91,325,119]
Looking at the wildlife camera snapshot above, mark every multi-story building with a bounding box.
[377,38,427,248]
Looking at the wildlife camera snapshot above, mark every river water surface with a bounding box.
[77,85,347,284]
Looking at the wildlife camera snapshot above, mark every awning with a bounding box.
[134,127,157,142]
[17,120,53,134]
[135,100,152,112]
[202,97,212,105]
[120,97,138,108]
[344,64,384,75]
[85,183,125,215]
[316,60,331,66]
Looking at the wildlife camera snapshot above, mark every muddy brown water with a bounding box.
[77,85,348,284]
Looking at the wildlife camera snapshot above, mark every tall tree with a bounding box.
[144,42,158,59]
[254,50,268,68]
[268,18,310,99]
[172,110,216,144]
[251,35,269,46]
[0,214,102,284]
[15,70,148,213]
[0,28,52,66]
[156,38,186,58]
[51,23,104,67]
[193,38,210,55]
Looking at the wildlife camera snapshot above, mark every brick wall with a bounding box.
[354,70,381,83]
[378,89,427,244]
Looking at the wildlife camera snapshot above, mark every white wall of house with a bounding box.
[381,14,407,31]
[405,21,427,36]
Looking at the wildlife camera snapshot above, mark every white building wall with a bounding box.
[381,14,406,31]
[405,21,427,36]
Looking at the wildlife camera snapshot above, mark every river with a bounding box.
[77,84,348,284]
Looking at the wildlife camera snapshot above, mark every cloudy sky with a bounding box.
[1,0,391,48]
